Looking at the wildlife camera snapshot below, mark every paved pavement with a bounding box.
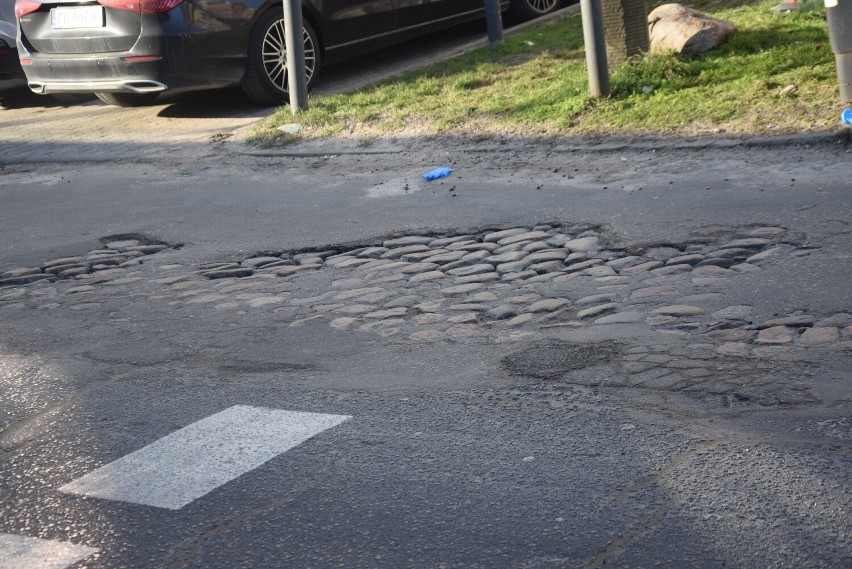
[0,135,850,567]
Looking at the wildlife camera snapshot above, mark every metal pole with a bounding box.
[283,0,308,113]
[484,0,504,48]
[580,0,610,97]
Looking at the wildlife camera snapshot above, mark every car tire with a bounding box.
[95,92,160,107]
[508,0,563,20]
[241,8,321,106]
[52,93,95,105]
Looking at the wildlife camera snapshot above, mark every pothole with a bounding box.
[501,340,625,380]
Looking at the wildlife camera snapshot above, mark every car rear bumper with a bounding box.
[21,54,169,93]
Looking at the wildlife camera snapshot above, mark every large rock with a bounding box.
[648,4,736,54]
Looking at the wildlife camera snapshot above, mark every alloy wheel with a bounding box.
[261,21,317,93]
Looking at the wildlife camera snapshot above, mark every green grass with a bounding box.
[250,0,840,144]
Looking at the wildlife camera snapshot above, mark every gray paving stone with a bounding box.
[755,325,796,344]
[381,245,432,259]
[201,268,254,280]
[496,260,532,274]
[594,311,644,324]
[799,327,840,345]
[651,264,693,276]
[383,236,434,248]
[631,286,678,299]
[526,273,560,283]
[41,257,82,269]
[423,251,468,264]
[666,254,704,266]
[267,264,322,276]
[469,291,499,302]
[545,234,571,247]
[585,265,618,277]
[564,259,603,273]
[817,313,852,327]
[487,251,528,264]
[695,258,737,269]
[400,263,440,274]
[691,265,736,276]
[731,263,761,273]
[364,307,408,319]
[526,298,570,313]
[454,272,501,284]
[646,315,679,326]
[595,275,630,284]
[651,305,703,316]
[577,293,617,306]
[746,247,783,263]
[383,295,422,308]
[106,239,139,249]
[528,261,566,274]
[503,271,538,281]
[564,236,600,251]
[577,303,617,319]
[448,312,479,324]
[409,271,445,284]
[605,256,646,270]
[507,313,534,326]
[487,305,517,320]
[645,247,681,261]
[493,242,531,255]
[722,238,772,249]
[362,261,408,273]
[497,231,548,246]
[525,250,568,263]
[522,241,550,253]
[441,283,485,296]
[448,263,495,277]
[713,305,752,320]
[429,235,474,248]
[335,304,377,315]
[483,228,527,242]
[452,242,499,253]
[754,315,815,329]
[356,246,390,259]
[620,261,664,274]
[59,267,91,278]
[447,303,491,312]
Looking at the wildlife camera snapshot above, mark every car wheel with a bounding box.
[241,8,321,105]
[508,0,563,20]
[95,92,160,107]
[52,93,95,105]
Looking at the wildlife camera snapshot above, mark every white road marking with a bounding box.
[59,405,351,510]
[0,533,98,569]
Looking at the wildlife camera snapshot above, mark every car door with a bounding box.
[391,0,483,34]
[318,0,395,51]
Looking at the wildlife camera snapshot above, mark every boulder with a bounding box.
[648,4,736,54]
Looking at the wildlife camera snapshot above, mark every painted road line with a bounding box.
[59,405,351,510]
[0,533,98,569]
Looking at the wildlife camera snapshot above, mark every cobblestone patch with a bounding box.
[2,223,848,411]
[0,234,174,286]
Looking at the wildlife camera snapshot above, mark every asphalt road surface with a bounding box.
[1,10,851,567]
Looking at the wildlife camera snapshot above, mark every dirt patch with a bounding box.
[501,340,625,380]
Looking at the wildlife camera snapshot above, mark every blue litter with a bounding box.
[842,109,852,125]
[422,167,453,181]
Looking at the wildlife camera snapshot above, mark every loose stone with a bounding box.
[577,303,617,319]
[106,239,140,249]
[441,283,485,296]
[799,327,840,345]
[755,325,796,344]
[296,256,324,266]
[594,311,644,324]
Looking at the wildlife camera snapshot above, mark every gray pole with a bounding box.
[580,0,610,98]
[283,0,308,113]
[484,0,504,48]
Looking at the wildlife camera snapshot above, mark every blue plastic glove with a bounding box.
[842,109,852,125]
[422,167,453,181]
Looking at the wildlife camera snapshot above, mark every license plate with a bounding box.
[50,6,105,29]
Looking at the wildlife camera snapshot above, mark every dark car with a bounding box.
[1,0,26,92]
[14,0,563,106]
